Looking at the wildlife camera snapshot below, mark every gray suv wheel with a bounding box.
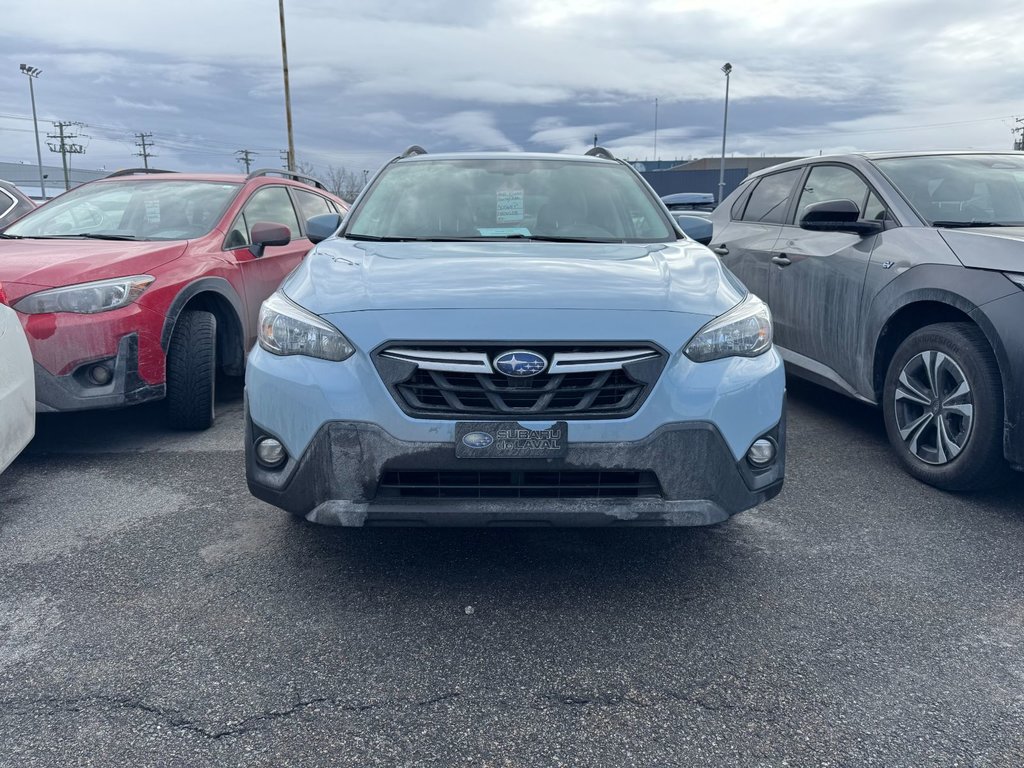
[883,322,1007,490]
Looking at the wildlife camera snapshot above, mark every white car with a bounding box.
[0,290,34,473]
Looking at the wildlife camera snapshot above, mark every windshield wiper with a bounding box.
[932,221,1017,229]
[344,234,414,242]
[73,232,142,241]
[345,233,620,243]
[0,233,24,239]
[496,234,618,243]
[0,232,143,241]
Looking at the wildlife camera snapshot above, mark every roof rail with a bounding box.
[106,168,176,178]
[246,168,328,192]
[584,147,616,161]
[400,145,428,158]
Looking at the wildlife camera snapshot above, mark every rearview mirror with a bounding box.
[249,221,291,258]
[305,213,343,245]
[799,199,883,236]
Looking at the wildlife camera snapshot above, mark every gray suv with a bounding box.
[712,151,1024,490]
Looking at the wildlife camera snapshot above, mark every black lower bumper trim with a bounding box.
[246,414,786,527]
[34,333,164,413]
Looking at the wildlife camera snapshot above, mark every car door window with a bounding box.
[293,189,333,223]
[226,186,301,249]
[0,188,17,219]
[796,165,870,223]
[741,169,802,224]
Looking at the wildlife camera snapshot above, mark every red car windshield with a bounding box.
[3,180,241,241]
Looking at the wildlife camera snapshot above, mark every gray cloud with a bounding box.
[0,0,1020,179]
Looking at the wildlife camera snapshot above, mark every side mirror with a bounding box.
[249,221,291,258]
[672,215,713,245]
[799,199,883,236]
[306,213,343,245]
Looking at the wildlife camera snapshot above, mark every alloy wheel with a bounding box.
[893,350,974,465]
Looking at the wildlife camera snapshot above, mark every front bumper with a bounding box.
[971,289,1024,469]
[33,332,164,412]
[246,413,785,527]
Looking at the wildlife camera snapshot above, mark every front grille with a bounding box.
[374,343,666,420]
[377,470,663,499]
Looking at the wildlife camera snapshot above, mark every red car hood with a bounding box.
[0,238,188,303]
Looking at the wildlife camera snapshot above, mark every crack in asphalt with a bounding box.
[0,690,463,739]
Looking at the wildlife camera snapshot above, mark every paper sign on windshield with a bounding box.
[496,188,524,223]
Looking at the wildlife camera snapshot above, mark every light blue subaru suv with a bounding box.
[245,147,786,527]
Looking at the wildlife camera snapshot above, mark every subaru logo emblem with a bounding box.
[493,350,547,377]
[462,431,494,449]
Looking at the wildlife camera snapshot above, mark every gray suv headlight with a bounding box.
[258,291,355,362]
[14,275,154,314]
[684,294,773,362]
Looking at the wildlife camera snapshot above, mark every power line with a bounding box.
[46,121,86,191]
[134,132,155,169]
[235,149,256,173]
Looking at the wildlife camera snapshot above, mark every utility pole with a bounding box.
[47,121,85,191]
[19,64,46,199]
[593,133,598,148]
[279,0,296,172]
[134,132,155,169]
[279,149,290,169]
[235,149,256,174]
[653,97,659,161]
[1013,117,1024,152]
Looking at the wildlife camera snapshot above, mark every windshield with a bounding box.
[874,154,1024,227]
[3,179,242,240]
[345,157,675,243]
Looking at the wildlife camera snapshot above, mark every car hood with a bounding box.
[0,239,188,302]
[284,240,744,317]
[938,227,1024,272]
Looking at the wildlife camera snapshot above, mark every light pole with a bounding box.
[19,64,46,199]
[717,62,732,205]
[278,0,296,173]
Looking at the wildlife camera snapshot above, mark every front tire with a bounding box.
[882,322,1007,491]
[166,310,217,431]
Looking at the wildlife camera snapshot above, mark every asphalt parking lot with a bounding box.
[1,378,1022,767]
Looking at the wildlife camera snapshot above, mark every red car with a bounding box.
[0,168,348,429]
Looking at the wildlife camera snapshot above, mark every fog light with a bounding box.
[747,438,776,467]
[255,437,287,467]
[88,364,112,386]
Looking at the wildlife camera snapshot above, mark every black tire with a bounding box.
[882,322,1008,491]
[166,310,217,431]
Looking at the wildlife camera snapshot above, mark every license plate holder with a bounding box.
[455,421,568,459]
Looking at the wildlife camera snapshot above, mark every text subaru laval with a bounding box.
[245,148,786,527]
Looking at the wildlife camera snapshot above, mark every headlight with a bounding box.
[683,293,773,362]
[14,275,154,314]
[258,291,355,362]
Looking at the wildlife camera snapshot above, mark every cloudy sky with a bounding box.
[1,0,1021,179]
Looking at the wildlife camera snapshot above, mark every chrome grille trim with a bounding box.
[379,348,492,373]
[548,349,662,373]
[379,347,660,374]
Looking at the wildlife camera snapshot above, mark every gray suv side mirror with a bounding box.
[306,213,343,245]
[799,199,884,236]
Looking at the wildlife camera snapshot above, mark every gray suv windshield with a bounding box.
[875,154,1024,227]
[346,158,674,243]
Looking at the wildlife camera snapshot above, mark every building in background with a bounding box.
[637,156,801,201]
[0,161,108,200]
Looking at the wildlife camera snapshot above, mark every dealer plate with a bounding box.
[455,422,568,459]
